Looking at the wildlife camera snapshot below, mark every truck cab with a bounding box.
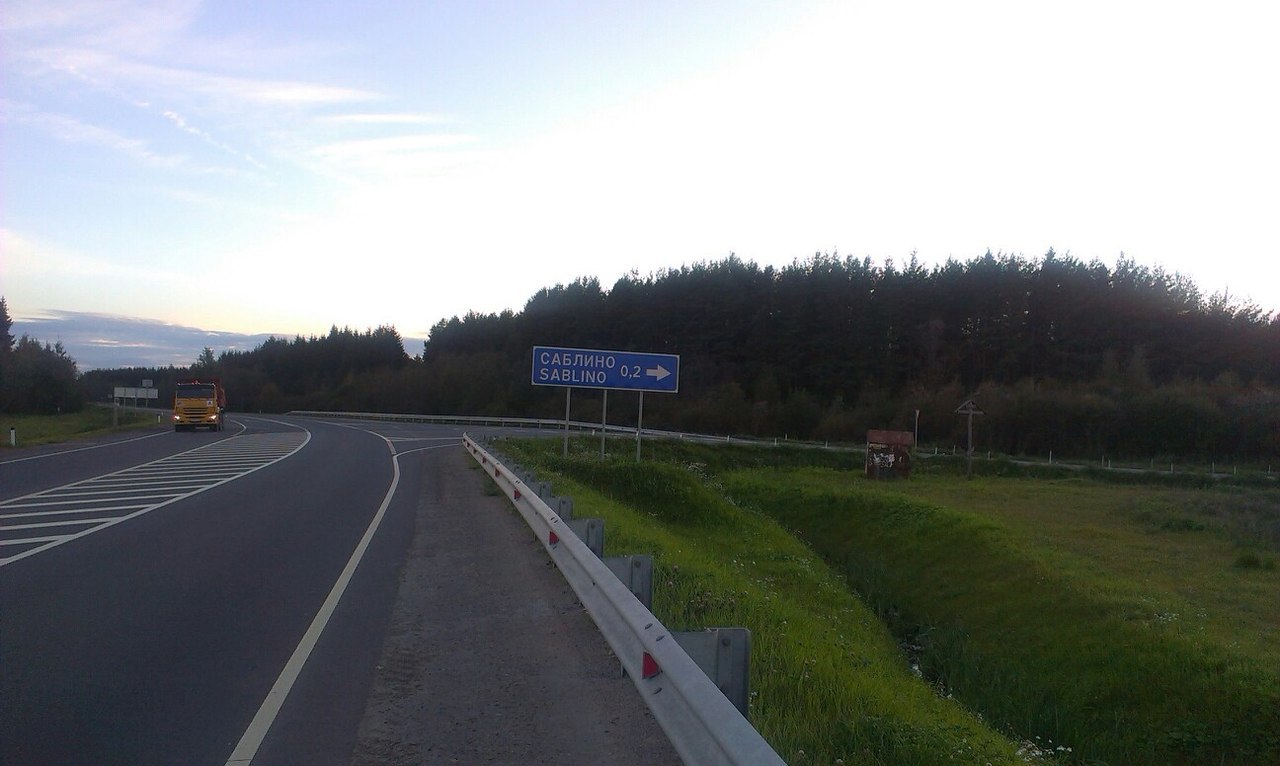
[173,378,226,431]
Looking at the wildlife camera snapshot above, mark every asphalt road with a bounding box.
[1,414,675,765]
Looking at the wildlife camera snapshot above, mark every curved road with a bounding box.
[1,414,675,765]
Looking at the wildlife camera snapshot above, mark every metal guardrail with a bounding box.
[463,434,785,766]
[288,409,852,452]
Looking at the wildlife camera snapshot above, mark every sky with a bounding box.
[3,1,1278,369]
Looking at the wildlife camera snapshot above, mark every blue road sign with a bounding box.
[532,346,680,393]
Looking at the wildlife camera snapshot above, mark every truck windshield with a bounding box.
[176,384,216,398]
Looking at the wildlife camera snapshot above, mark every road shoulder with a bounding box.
[351,446,679,764]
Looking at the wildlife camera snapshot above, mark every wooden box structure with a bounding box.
[865,429,914,479]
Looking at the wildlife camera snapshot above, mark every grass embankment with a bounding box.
[732,468,1280,766]
[504,437,1280,765]
[500,438,1029,766]
[0,407,159,448]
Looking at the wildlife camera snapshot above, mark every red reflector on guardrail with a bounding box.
[549,531,560,545]
[513,488,521,499]
[642,652,661,679]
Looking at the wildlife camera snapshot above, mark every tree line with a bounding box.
[77,252,1279,460]
[0,298,84,415]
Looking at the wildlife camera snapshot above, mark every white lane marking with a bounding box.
[0,494,177,508]
[224,438,458,765]
[0,418,251,465]
[0,426,310,568]
[0,505,148,520]
[0,534,63,546]
[0,517,121,532]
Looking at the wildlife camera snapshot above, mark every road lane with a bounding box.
[0,418,245,498]
[3,415,680,764]
[1,429,307,566]
[1,416,405,764]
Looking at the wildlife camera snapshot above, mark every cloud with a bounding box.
[10,310,278,370]
[23,45,378,107]
[0,227,179,283]
[1,98,185,166]
[161,108,267,169]
[1,0,200,53]
[325,113,451,125]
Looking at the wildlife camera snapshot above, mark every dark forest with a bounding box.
[78,252,1280,461]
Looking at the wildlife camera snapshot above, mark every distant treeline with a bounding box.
[81,252,1280,460]
[1,297,84,415]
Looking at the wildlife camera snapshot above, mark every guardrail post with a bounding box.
[536,482,554,501]
[567,517,604,559]
[556,496,574,521]
[673,628,752,719]
[604,555,653,610]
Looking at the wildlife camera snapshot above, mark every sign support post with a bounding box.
[600,390,608,460]
[563,388,572,457]
[954,399,985,479]
[636,392,645,462]
[967,411,974,477]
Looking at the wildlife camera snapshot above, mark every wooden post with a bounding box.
[954,399,984,480]
[966,411,974,479]
[636,391,645,462]
[563,388,571,457]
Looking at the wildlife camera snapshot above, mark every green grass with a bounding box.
[1,407,160,448]
[724,468,1279,765]
[499,438,1030,766]
[881,472,1280,665]
[499,436,1279,765]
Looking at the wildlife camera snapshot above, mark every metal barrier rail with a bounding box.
[288,409,851,452]
[463,434,785,766]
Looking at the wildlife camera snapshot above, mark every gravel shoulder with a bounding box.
[351,446,680,765]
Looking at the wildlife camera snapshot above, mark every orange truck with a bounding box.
[173,377,226,431]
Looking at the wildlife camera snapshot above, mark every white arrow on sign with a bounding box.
[646,364,671,381]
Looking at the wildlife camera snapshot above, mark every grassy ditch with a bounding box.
[502,436,1279,765]
[1,407,159,448]
[725,468,1279,765]
[499,438,1030,766]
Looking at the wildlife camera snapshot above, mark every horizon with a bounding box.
[5,1,1278,350]
[10,250,1273,373]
